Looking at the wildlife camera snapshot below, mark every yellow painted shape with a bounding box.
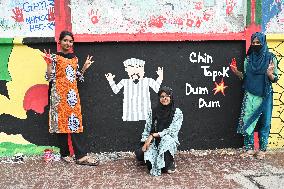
[281,91,284,104]
[273,84,284,96]
[268,134,284,148]
[276,74,284,88]
[281,107,284,122]
[280,126,284,138]
[266,34,284,40]
[277,103,284,114]
[268,39,284,149]
[273,99,282,106]
[0,38,48,119]
[0,132,31,145]
[272,104,282,117]
[270,118,283,133]
[270,42,284,56]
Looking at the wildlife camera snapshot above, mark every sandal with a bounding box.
[256,151,266,160]
[76,156,99,166]
[240,150,255,158]
[167,169,176,174]
[61,156,74,163]
[165,162,177,174]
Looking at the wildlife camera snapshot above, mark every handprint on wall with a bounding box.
[48,7,55,22]
[11,7,24,22]
[89,9,100,24]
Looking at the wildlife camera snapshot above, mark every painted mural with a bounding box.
[1,0,284,158]
[0,132,58,157]
[0,38,49,119]
[0,0,55,37]
[70,0,246,35]
[0,38,58,157]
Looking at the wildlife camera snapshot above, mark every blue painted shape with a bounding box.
[262,0,283,32]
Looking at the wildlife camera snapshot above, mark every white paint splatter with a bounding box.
[70,0,246,35]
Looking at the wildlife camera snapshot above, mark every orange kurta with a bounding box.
[49,53,83,133]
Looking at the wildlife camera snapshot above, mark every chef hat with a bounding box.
[123,58,145,67]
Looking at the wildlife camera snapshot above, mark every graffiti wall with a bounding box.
[0,0,55,37]
[70,0,246,35]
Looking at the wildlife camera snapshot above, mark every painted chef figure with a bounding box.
[105,58,163,121]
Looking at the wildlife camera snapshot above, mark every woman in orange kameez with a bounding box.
[45,31,98,166]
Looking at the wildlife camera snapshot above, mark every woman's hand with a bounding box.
[230,65,238,73]
[151,133,160,138]
[142,135,154,152]
[267,62,275,81]
[231,65,243,80]
[42,49,52,64]
[145,135,153,144]
[82,55,94,74]
[142,143,148,152]
[142,142,151,152]
[43,49,53,80]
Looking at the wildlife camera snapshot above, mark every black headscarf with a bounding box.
[151,86,176,133]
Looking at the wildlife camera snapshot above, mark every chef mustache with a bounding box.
[130,73,141,79]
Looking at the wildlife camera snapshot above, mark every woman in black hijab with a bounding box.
[135,86,183,176]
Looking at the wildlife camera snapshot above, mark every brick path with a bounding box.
[0,149,284,189]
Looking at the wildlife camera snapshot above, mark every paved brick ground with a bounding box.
[0,149,284,189]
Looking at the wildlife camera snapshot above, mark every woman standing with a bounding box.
[135,86,183,176]
[231,32,278,159]
[44,31,98,165]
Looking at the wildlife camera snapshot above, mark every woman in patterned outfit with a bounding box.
[44,31,98,165]
[231,32,278,159]
[135,86,183,176]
